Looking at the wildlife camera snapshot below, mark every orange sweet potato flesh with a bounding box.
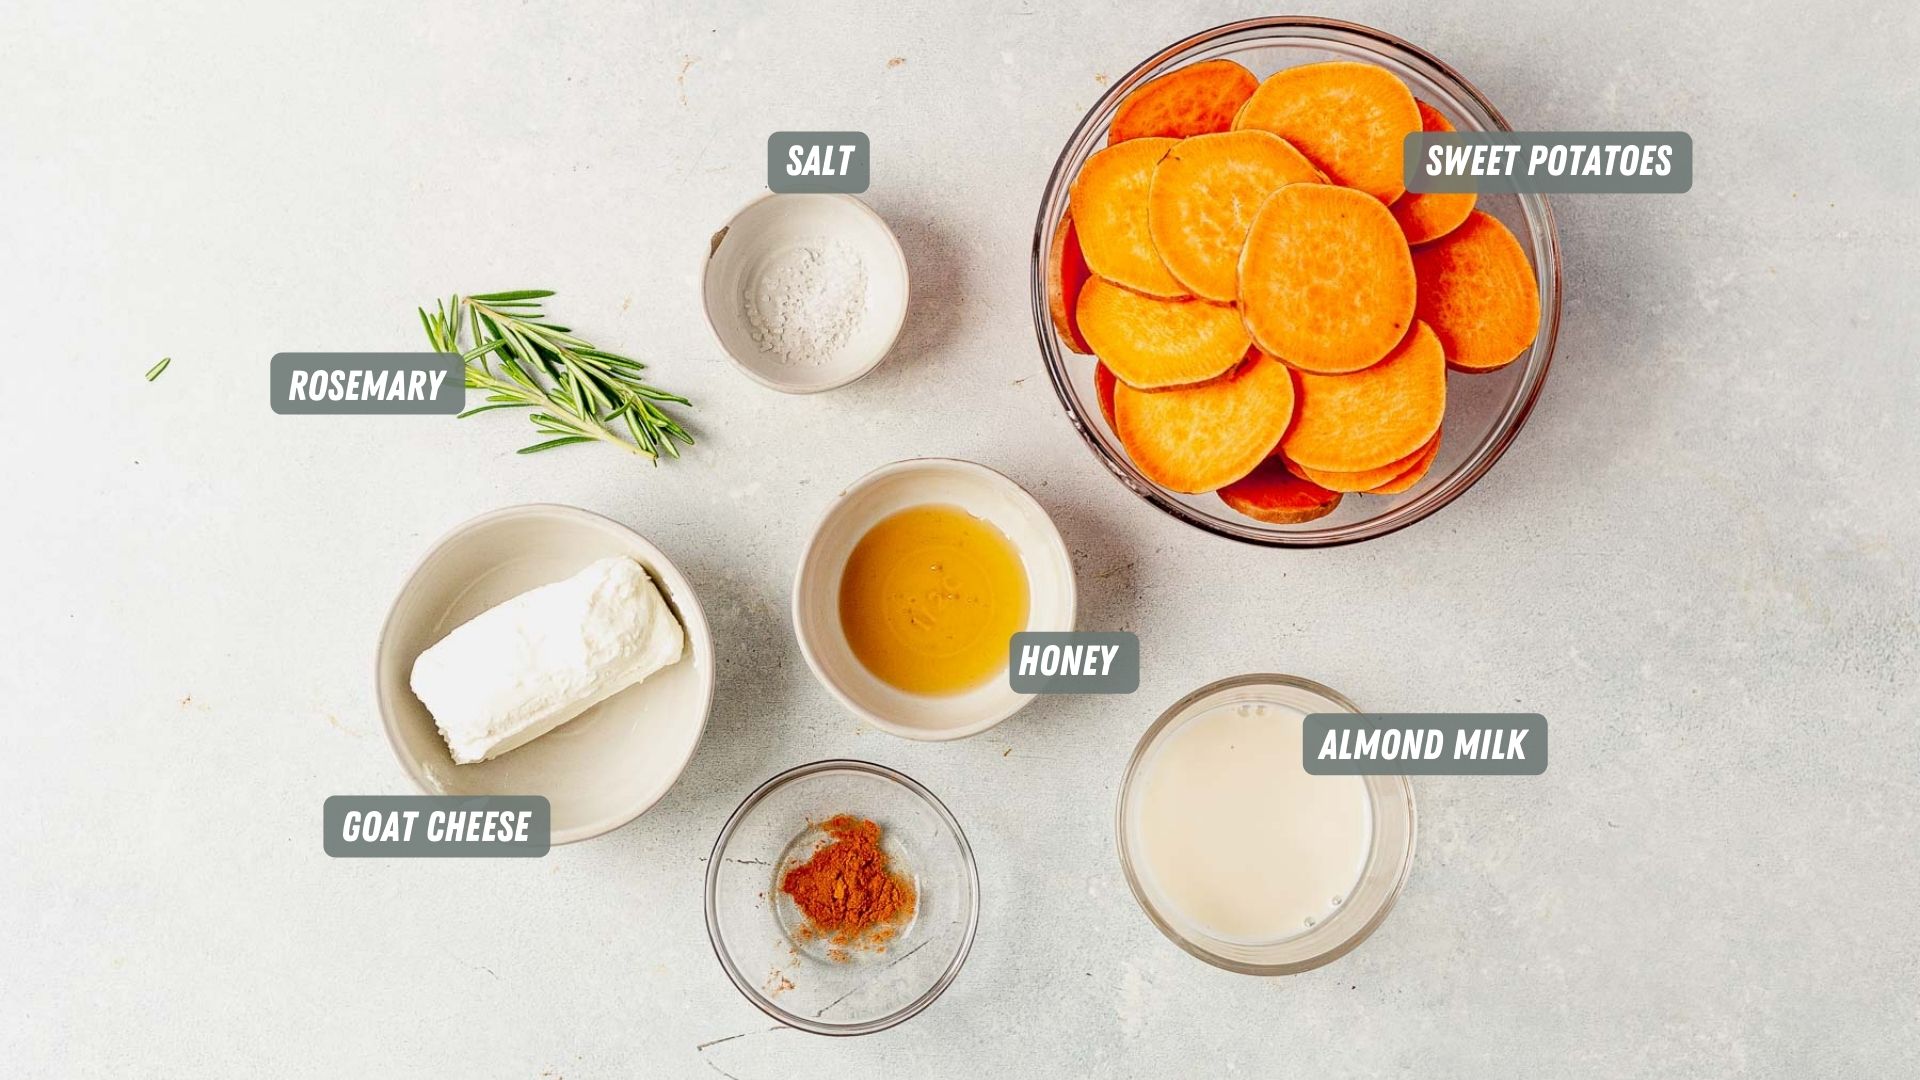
[1412,210,1541,372]
[1148,130,1323,302]
[1391,101,1477,245]
[1280,321,1446,473]
[1219,458,1342,523]
[1366,428,1443,494]
[1286,428,1438,493]
[1109,59,1258,143]
[1233,61,1420,203]
[1047,212,1093,353]
[1094,362,1118,430]
[1238,183,1415,373]
[1069,138,1188,297]
[1076,276,1250,389]
[1115,352,1296,493]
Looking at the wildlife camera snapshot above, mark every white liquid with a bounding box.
[1134,700,1372,943]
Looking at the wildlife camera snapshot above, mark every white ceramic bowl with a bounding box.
[792,459,1076,740]
[375,504,715,844]
[702,193,909,394]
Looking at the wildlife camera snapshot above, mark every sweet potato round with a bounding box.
[1076,276,1250,389]
[1412,210,1541,372]
[1286,428,1439,493]
[1391,101,1477,245]
[1069,138,1187,297]
[1094,361,1119,430]
[1046,212,1093,353]
[1219,458,1343,523]
[1109,59,1258,142]
[1413,208,1543,372]
[1365,428,1443,494]
[1233,60,1420,204]
[1280,321,1446,473]
[1115,352,1296,493]
[1148,130,1323,302]
[1238,183,1416,374]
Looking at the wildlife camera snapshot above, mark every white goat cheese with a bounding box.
[410,556,684,763]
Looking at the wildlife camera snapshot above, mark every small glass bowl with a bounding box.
[1116,674,1416,974]
[704,760,979,1035]
[1031,17,1562,546]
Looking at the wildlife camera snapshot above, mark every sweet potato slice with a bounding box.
[1094,362,1118,430]
[1219,458,1342,523]
[1233,61,1420,203]
[1280,322,1445,473]
[1147,130,1323,302]
[1366,428,1442,494]
[1238,183,1415,373]
[1047,212,1093,353]
[1076,276,1250,389]
[1286,428,1438,492]
[1069,138,1187,297]
[1115,352,1296,493]
[1109,59,1258,142]
[1391,101,1476,245]
[1412,210,1540,372]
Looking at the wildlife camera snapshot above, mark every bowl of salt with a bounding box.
[702,193,910,394]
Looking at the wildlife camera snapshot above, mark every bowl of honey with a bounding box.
[792,458,1076,739]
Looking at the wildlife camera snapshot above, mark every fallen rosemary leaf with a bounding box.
[145,357,171,381]
[418,290,694,460]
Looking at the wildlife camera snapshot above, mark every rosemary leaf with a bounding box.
[457,402,533,418]
[518,436,596,454]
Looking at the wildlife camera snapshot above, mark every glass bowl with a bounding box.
[1116,674,1416,974]
[1031,17,1562,546]
[704,760,979,1035]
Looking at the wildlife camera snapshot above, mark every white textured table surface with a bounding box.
[5,1,1917,1076]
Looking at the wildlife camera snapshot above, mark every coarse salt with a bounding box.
[743,238,868,366]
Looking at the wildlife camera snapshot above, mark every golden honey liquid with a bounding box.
[838,505,1029,695]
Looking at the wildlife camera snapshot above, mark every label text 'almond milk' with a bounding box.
[1303,714,1548,775]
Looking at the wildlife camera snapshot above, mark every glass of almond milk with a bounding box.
[1117,674,1416,974]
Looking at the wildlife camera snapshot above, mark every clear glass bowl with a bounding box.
[704,760,979,1035]
[1116,674,1416,974]
[1031,17,1562,546]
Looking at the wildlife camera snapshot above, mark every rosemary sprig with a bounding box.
[418,290,694,459]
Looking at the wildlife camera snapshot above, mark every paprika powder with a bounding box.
[780,814,915,955]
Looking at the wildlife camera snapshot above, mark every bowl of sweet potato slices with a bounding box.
[1036,18,1560,545]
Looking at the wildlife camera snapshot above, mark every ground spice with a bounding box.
[779,814,914,955]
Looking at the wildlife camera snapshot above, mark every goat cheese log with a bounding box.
[409,556,685,764]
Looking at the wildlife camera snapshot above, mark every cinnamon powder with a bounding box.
[780,815,914,956]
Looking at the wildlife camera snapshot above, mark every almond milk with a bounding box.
[1132,699,1372,943]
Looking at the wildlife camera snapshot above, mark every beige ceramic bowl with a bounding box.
[375,504,715,844]
[792,458,1076,740]
[702,193,910,394]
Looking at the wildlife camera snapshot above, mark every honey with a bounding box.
[838,505,1029,695]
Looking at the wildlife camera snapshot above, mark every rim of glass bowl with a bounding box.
[1114,674,1418,975]
[1031,17,1563,548]
[702,758,981,1036]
